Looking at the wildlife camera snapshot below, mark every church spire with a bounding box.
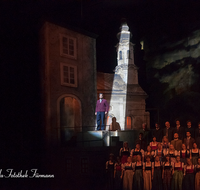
[115,19,138,84]
[116,19,134,67]
[107,20,149,130]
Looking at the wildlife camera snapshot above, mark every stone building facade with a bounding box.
[40,20,149,148]
[40,21,97,146]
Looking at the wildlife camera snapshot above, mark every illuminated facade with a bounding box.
[97,22,150,130]
[40,21,97,146]
[40,20,149,148]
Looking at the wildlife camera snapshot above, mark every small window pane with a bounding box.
[63,66,68,71]
[63,37,68,43]
[61,36,76,58]
[69,50,74,56]
[70,74,74,79]
[63,71,68,76]
[64,78,69,83]
[127,50,130,59]
[69,45,74,50]
[70,67,74,72]
[62,37,68,54]
[69,39,74,45]
[61,64,77,87]
[119,51,122,60]
[70,79,75,84]
[63,48,68,54]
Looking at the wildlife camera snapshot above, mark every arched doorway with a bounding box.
[126,116,132,130]
[59,95,81,144]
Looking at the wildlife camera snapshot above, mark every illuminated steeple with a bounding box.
[115,19,138,84]
[117,20,132,66]
[106,19,149,131]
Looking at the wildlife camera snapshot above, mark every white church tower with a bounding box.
[115,21,138,84]
[107,20,150,130]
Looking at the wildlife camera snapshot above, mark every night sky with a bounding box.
[1,0,200,179]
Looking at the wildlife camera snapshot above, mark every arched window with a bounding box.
[127,50,130,59]
[106,116,112,130]
[119,51,122,60]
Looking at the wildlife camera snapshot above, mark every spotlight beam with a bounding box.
[107,22,131,130]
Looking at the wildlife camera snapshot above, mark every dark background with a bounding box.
[1,0,200,187]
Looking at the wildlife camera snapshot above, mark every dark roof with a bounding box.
[97,72,147,96]
[97,72,114,90]
[127,84,147,96]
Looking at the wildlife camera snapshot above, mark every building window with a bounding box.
[126,116,132,129]
[127,50,130,59]
[60,34,77,59]
[119,51,122,60]
[60,63,77,87]
[81,158,89,173]
[66,157,72,173]
[140,41,144,50]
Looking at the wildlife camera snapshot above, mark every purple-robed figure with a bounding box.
[95,93,109,130]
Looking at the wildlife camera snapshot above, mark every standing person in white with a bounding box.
[121,156,134,190]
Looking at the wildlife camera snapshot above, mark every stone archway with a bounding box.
[58,95,82,143]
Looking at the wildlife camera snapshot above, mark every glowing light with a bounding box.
[107,22,131,130]
[140,41,144,50]
[88,131,102,139]
[126,116,131,129]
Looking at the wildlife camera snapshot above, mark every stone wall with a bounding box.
[40,21,97,146]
